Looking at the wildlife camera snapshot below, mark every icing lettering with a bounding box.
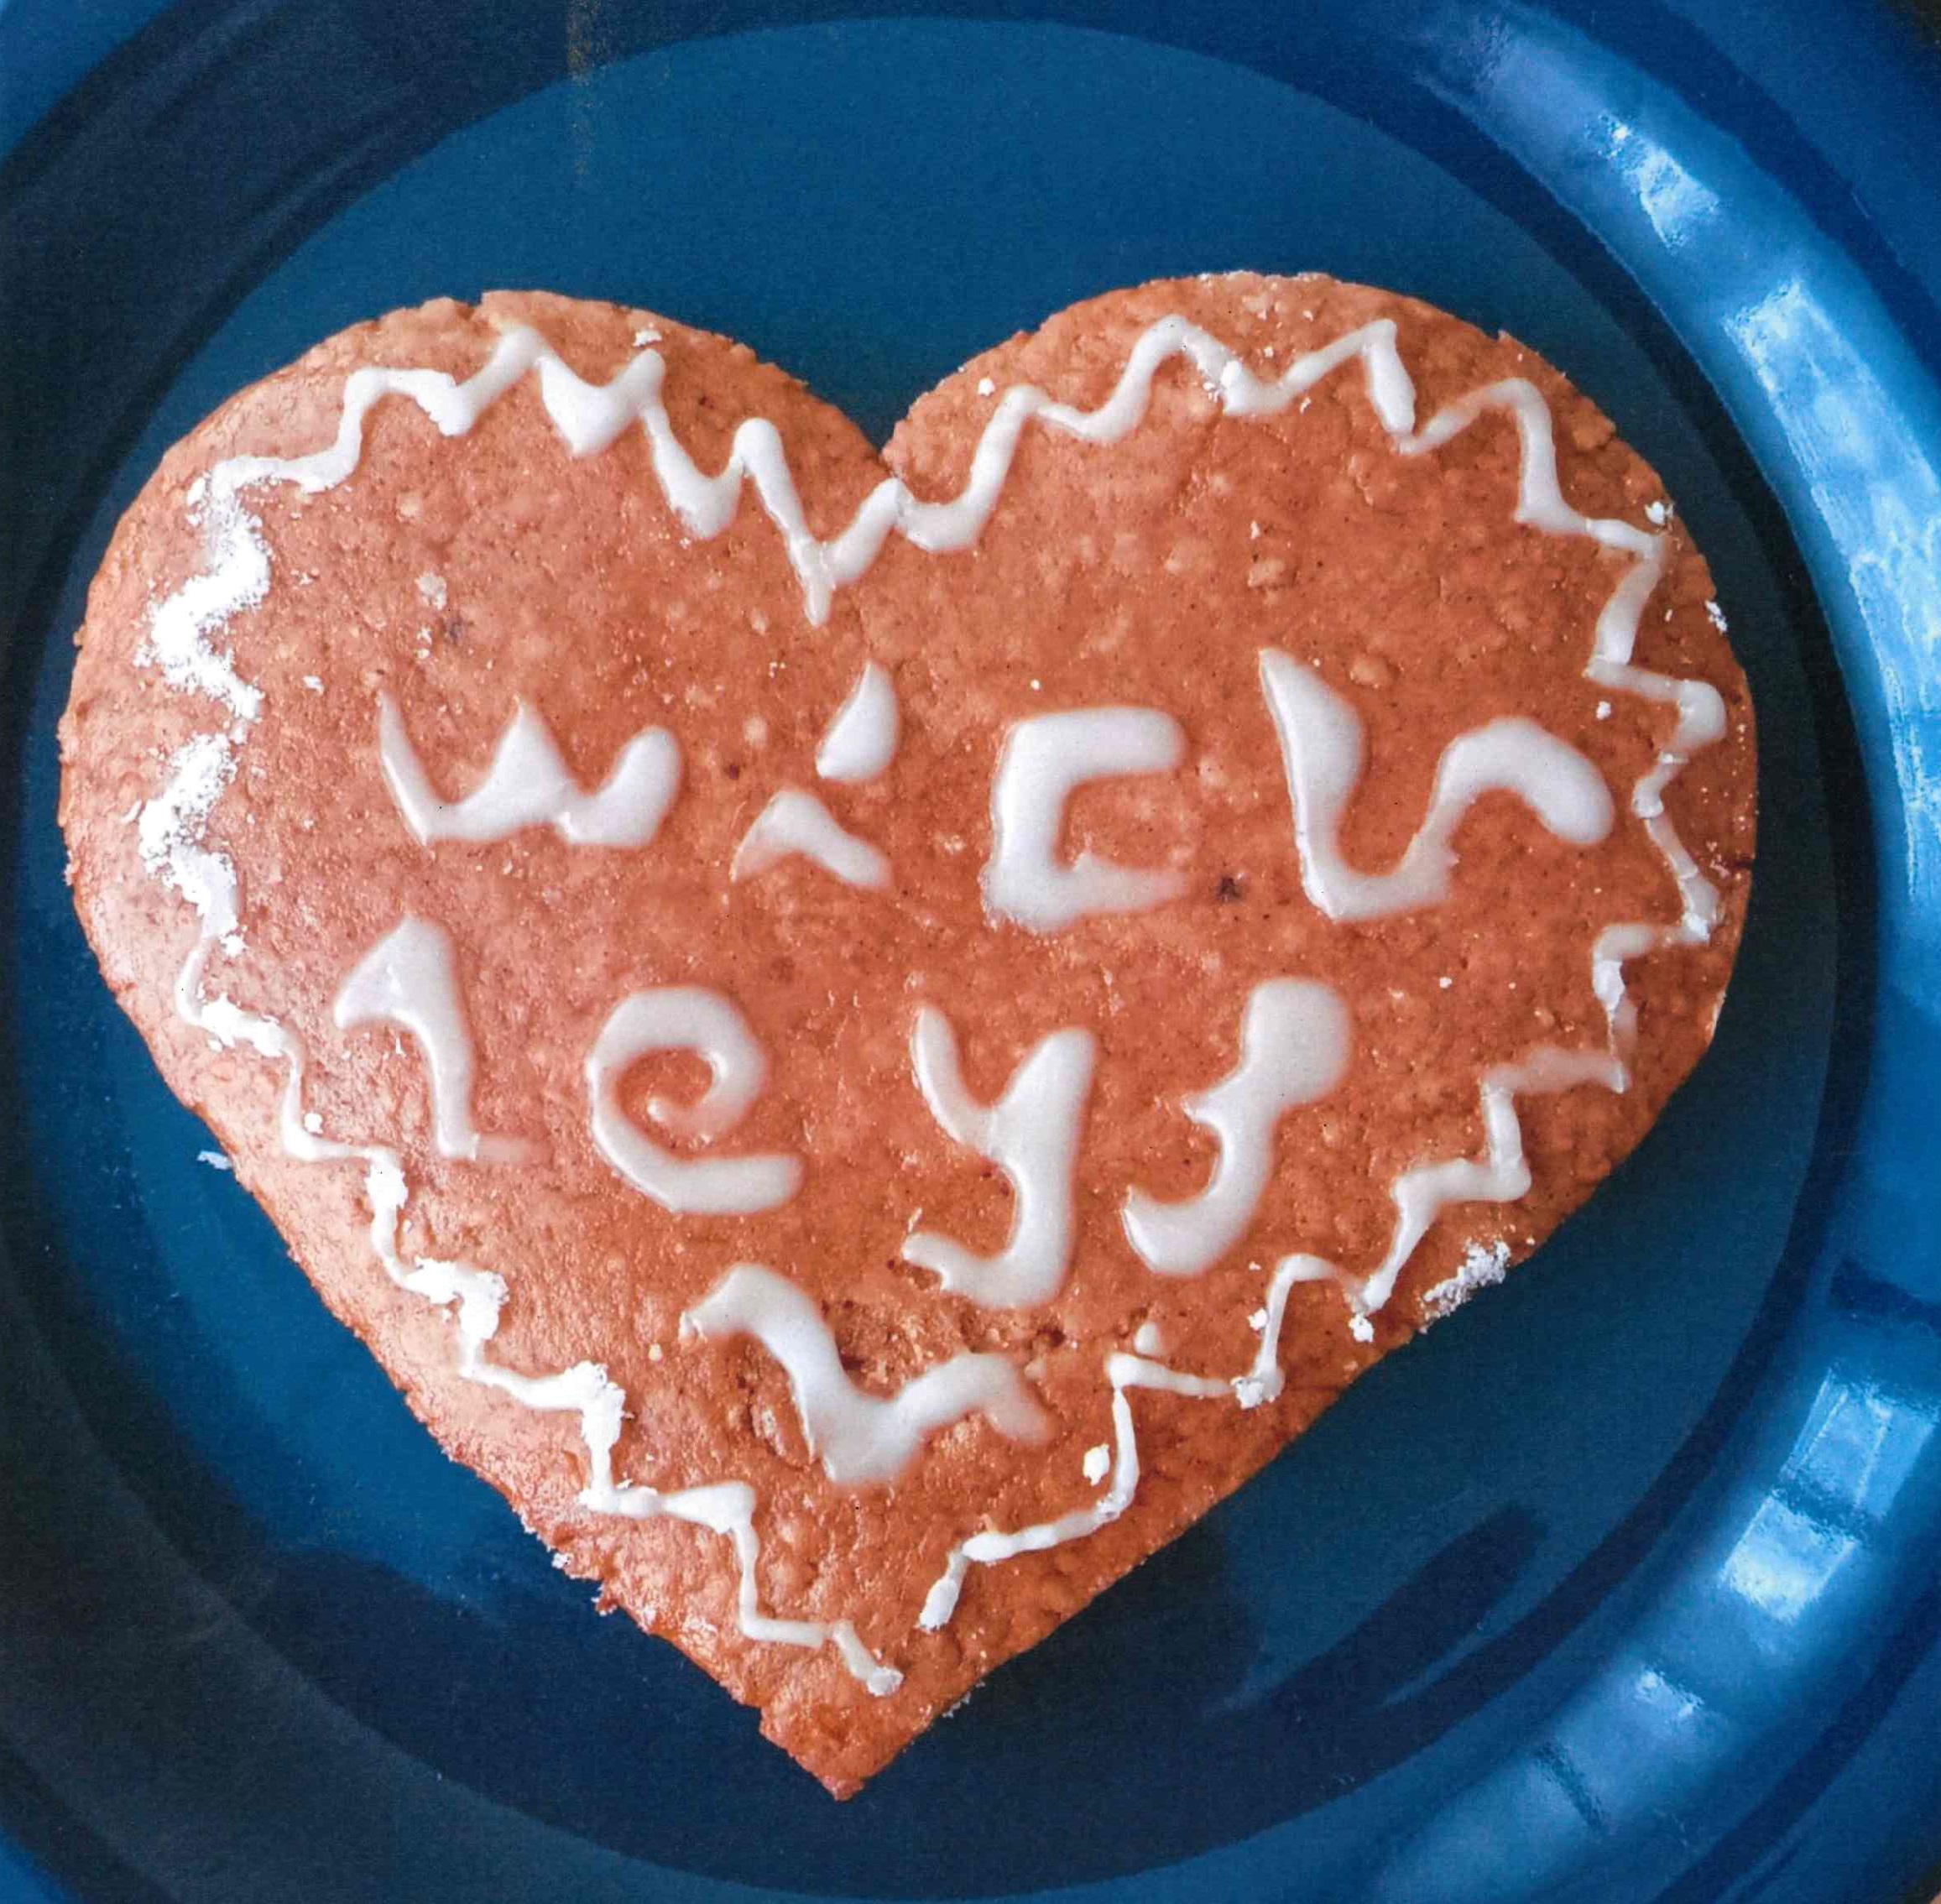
[378,693,680,848]
[682,1264,1048,1484]
[984,707,1187,933]
[586,989,802,1215]
[732,788,890,890]
[331,915,525,1163]
[1122,979,1350,1275]
[1258,654,1614,922]
[815,661,900,783]
[902,1008,1096,1308]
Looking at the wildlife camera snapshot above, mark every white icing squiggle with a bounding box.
[331,915,527,1163]
[902,1008,1097,1309]
[170,316,1418,629]
[378,693,681,849]
[918,1249,1337,1627]
[1121,979,1350,1276]
[984,707,1188,933]
[731,788,890,890]
[630,313,1418,623]
[586,989,802,1215]
[1398,379,1726,1063]
[1258,655,1614,921]
[1350,1044,1626,1318]
[682,1264,1049,1484]
[136,480,266,722]
[815,662,899,783]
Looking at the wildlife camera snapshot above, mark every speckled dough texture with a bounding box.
[59,276,1756,1794]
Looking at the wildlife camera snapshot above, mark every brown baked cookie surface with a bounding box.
[59,276,1755,1794]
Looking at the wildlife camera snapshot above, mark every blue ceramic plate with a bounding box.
[3,4,1938,1899]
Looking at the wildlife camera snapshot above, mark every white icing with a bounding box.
[1082,1443,1111,1484]
[1258,654,1614,921]
[902,1008,1096,1308]
[135,489,267,721]
[1394,377,1726,1068]
[1132,1320,1166,1357]
[1233,1255,1338,1406]
[918,1250,1339,1626]
[1121,978,1350,1275]
[1332,1045,1626,1325]
[815,662,899,783]
[586,989,802,1215]
[911,357,1732,1637]
[378,693,680,849]
[682,1264,1048,1484]
[731,788,890,889]
[196,1149,232,1171]
[331,915,525,1163]
[984,708,1187,933]
[130,309,1730,1681]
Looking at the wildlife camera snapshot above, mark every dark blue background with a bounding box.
[2,4,1938,1900]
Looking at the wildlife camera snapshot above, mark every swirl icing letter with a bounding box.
[586,989,803,1215]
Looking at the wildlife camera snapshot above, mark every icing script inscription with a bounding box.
[131,308,1730,1694]
[683,1264,1049,1484]
[902,1008,1098,1308]
[379,693,680,848]
[586,989,803,1216]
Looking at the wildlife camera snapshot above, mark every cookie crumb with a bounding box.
[1421,1239,1512,1322]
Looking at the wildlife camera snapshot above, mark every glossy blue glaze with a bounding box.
[0,5,1936,1901]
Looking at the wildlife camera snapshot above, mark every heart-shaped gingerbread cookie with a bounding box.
[59,274,1754,1794]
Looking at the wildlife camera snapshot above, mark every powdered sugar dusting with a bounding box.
[136,488,268,721]
[1420,1238,1511,1322]
[137,733,235,881]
